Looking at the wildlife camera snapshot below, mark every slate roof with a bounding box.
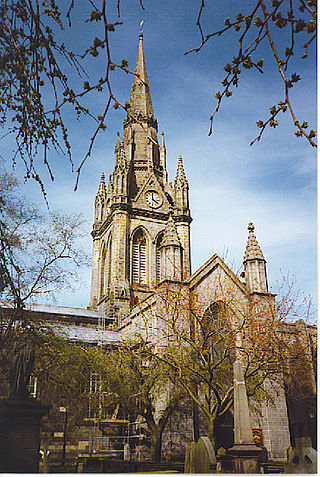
[1,301,123,345]
[23,302,104,319]
[54,323,123,345]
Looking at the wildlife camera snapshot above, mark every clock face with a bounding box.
[146,190,161,208]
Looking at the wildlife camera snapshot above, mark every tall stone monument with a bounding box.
[0,343,50,473]
[228,359,261,473]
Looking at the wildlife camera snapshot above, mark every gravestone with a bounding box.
[124,442,131,461]
[285,437,317,474]
[184,437,216,473]
[184,441,197,473]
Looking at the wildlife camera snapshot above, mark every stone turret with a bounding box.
[243,222,268,294]
[173,155,191,278]
[160,215,182,281]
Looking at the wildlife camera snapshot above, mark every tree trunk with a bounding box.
[207,418,216,450]
[150,427,162,461]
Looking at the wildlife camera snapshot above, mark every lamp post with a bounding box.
[59,407,67,467]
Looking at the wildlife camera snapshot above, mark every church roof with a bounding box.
[188,253,247,293]
[54,323,123,345]
[243,222,265,262]
[129,27,154,118]
[160,215,181,248]
[0,301,122,344]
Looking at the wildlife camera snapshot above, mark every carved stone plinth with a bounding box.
[0,398,50,473]
[228,443,261,474]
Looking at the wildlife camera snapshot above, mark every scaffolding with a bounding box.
[88,418,146,458]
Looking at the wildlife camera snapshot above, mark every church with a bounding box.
[86,28,316,462]
[2,28,314,467]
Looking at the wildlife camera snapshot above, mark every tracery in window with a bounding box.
[202,301,227,341]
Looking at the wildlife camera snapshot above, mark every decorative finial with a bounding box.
[101,172,105,181]
[139,20,143,38]
[248,222,255,233]
[244,222,265,262]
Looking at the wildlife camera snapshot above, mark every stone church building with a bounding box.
[85,30,316,462]
[1,29,314,466]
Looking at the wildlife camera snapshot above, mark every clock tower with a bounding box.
[89,28,192,326]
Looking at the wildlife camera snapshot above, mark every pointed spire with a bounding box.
[115,131,120,151]
[97,172,106,196]
[129,24,154,118]
[243,222,268,294]
[243,222,265,262]
[174,155,188,186]
[107,174,113,195]
[114,131,127,170]
[160,215,181,248]
[160,131,167,182]
[161,131,166,149]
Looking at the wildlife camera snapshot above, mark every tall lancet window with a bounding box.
[100,244,107,299]
[132,229,147,285]
[99,236,112,299]
[156,232,164,283]
[106,236,112,290]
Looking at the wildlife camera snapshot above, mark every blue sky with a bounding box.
[1,1,316,309]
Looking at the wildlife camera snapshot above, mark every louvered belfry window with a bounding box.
[156,232,163,283]
[132,230,147,285]
[156,248,161,283]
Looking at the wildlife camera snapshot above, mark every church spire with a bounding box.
[243,222,268,294]
[129,24,154,118]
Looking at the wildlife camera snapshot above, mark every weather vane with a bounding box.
[140,20,144,37]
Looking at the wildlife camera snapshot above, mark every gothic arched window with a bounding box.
[132,229,147,285]
[156,232,164,283]
[203,301,226,331]
[202,301,230,362]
